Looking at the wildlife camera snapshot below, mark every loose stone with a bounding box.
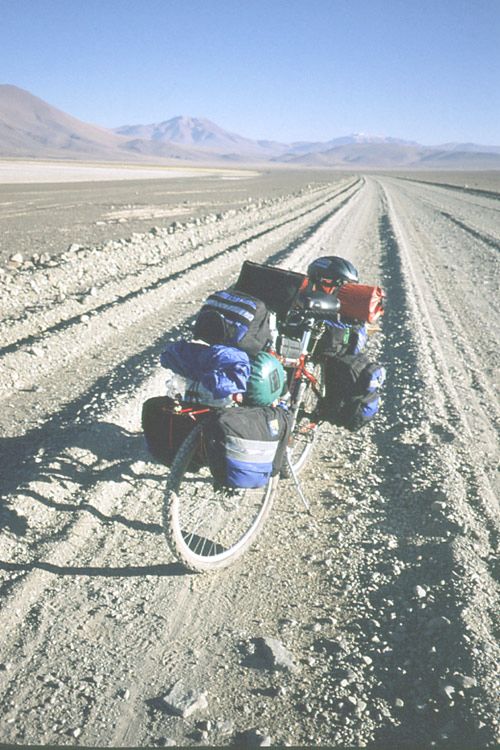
[161,681,208,718]
[252,637,298,672]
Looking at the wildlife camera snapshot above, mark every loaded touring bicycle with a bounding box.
[142,260,385,572]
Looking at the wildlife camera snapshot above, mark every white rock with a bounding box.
[441,684,455,701]
[161,681,208,718]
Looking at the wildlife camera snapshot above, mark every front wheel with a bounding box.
[281,361,324,477]
[164,424,277,572]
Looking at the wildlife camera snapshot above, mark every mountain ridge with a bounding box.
[1,85,499,169]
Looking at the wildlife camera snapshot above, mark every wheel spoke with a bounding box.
[282,361,324,477]
[164,424,276,571]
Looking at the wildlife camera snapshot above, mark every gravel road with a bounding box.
[0,171,498,748]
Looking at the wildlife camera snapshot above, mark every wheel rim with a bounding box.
[166,429,275,568]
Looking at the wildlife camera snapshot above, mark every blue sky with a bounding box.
[1,0,499,144]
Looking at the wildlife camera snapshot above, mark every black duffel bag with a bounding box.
[321,353,386,431]
[234,260,306,320]
[141,396,208,466]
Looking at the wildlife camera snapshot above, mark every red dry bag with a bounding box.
[337,284,385,323]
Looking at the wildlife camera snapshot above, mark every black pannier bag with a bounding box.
[234,261,306,320]
[141,396,208,466]
[193,289,271,358]
[321,353,386,431]
[204,405,292,489]
[315,320,352,357]
[316,321,369,358]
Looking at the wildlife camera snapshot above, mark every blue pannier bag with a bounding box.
[193,289,271,358]
[321,352,386,431]
[204,405,292,489]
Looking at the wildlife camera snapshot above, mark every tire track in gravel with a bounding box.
[0,177,381,748]
[361,181,500,747]
[387,177,500,253]
[3,175,498,748]
[275,177,498,748]
[399,176,500,202]
[0,180,362,421]
[435,211,500,252]
[381,182,500,443]
[378,178,500,407]
[0,176,369,581]
[387,177,500,249]
[295,175,498,747]
[382,181,500,535]
[0,180,359,357]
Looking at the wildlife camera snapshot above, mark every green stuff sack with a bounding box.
[245,352,286,406]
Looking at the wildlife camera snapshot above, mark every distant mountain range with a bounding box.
[1,84,500,169]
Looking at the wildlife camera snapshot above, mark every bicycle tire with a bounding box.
[281,361,324,477]
[164,423,278,572]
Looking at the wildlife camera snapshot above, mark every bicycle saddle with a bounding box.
[302,291,341,319]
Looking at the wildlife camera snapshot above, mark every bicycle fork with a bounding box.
[285,449,313,515]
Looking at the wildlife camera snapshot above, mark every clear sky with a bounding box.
[1,0,499,145]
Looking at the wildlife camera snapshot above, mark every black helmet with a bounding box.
[307,256,359,289]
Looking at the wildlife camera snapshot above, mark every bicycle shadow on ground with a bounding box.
[0,421,195,578]
[0,558,187,578]
[1,421,165,534]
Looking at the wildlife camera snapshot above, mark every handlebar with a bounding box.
[276,292,340,362]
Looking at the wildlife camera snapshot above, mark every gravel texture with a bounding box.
[0,169,498,748]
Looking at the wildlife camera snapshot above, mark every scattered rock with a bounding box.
[426,615,451,632]
[250,637,299,672]
[441,684,456,701]
[197,719,212,732]
[160,681,208,718]
[454,674,477,689]
[432,500,447,511]
[216,719,234,736]
[237,728,272,747]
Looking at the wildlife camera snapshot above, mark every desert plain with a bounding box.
[0,163,499,747]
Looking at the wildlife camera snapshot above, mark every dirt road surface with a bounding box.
[0,170,499,748]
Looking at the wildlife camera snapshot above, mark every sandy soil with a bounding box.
[0,160,261,184]
[0,172,498,748]
[0,167,346,266]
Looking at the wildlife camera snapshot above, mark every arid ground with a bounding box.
[0,166,499,747]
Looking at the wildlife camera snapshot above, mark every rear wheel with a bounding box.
[281,362,324,477]
[164,424,277,572]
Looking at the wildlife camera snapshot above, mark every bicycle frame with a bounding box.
[283,318,323,431]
